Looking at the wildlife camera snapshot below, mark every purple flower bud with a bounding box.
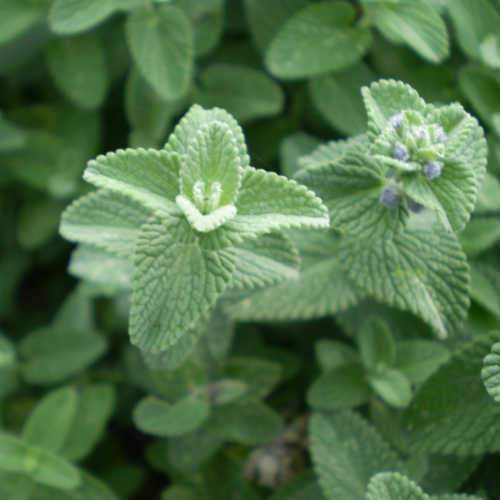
[435,126,447,143]
[393,142,409,162]
[379,186,401,208]
[408,199,423,213]
[412,126,429,142]
[389,112,404,129]
[424,161,443,180]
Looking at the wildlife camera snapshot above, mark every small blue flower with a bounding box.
[393,142,409,161]
[412,126,429,142]
[435,126,447,143]
[389,112,404,129]
[424,161,443,180]
[379,186,401,208]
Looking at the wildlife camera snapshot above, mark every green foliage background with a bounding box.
[1,0,500,498]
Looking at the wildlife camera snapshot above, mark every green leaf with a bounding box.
[49,0,119,35]
[310,411,404,500]
[459,65,500,129]
[230,232,299,290]
[0,0,47,45]
[266,1,372,79]
[224,357,282,399]
[193,64,284,124]
[315,340,359,372]
[133,394,210,437]
[60,190,151,258]
[358,317,396,370]
[227,232,363,321]
[45,33,108,110]
[62,384,115,462]
[20,326,107,386]
[125,70,185,148]
[307,363,370,411]
[0,334,17,400]
[179,120,242,213]
[341,228,470,340]
[229,167,329,236]
[0,113,26,152]
[366,472,428,500]
[297,151,408,238]
[404,332,500,456]
[212,400,283,445]
[470,260,500,317]
[482,341,500,403]
[206,380,247,406]
[460,218,500,257]
[309,63,374,136]
[165,105,250,170]
[0,434,81,490]
[270,471,326,500]
[130,214,235,353]
[126,4,193,100]
[22,387,78,454]
[174,0,223,56]
[68,245,133,292]
[243,0,309,52]
[366,0,449,63]
[84,148,181,213]
[446,0,500,60]
[369,368,413,408]
[280,132,320,178]
[395,340,449,384]
[362,79,426,138]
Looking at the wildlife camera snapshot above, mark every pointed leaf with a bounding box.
[366,472,428,500]
[126,4,193,100]
[266,1,371,79]
[83,148,181,213]
[23,387,78,454]
[60,190,151,257]
[130,214,235,353]
[49,0,119,35]
[482,341,500,403]
[310,411,404,500]
[358,317,396,370]
[369,368,413,408]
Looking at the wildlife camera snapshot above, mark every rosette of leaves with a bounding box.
[0,385,116,498]
[60,105,329,355]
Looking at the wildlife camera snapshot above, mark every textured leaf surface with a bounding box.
[266,1,371,79]
[366,472,428,500]
[69,245,132,292]
[340,228,469,339]
[0,434,80,490]
[229,167,329,236]
[60,190,151,257]
[49,0,118,34]
[194,64,284,123]
[310,411,404,500]
[126,4,193,100]
[130,215,235,353]
[179,120,241,208]
[404,332,500,456]
[297,152,407,238]
[482,341,500,403]
[84,149,180,213]
[229,232,299,290]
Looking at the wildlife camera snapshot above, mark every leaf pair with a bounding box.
[0,385,115,492]
[60,105,329,354]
